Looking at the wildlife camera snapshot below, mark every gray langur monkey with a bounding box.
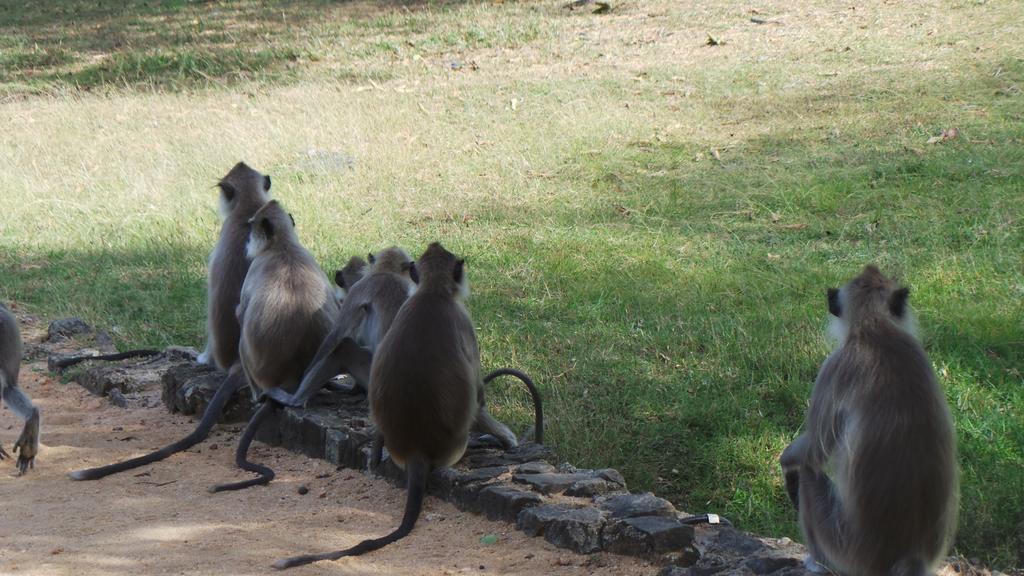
[333,255,368,303]
[780,265,958,576]
[0,304,40,475]
[208,199,340,492]
[264,246,418,408]
[272,243,512,569]
[69,162,270,481]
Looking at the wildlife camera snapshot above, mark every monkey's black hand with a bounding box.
[261,388,302,407]
[0,442,9,461]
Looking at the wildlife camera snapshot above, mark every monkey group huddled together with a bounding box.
[0,162,959,575]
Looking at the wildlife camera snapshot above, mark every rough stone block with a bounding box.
[517,504,606,554]
[476,485,543,522]
[603,515,695,557]
[744,556,801,574]
[161,362,253,423]
[597,492,677,519]
[564,477,626,497]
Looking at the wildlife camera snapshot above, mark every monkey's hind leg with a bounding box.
[263,337,372,408]
[798,465,845,575]
[471,407,517,450]
[2,383,40,474]
[208,400,277,492]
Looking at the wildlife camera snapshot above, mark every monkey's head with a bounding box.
[335,256,368,289]
[827,265,914,342]
[246,200,296,258]
[368,247,418,284]
[415,242,468,299]
[218,161,271,220]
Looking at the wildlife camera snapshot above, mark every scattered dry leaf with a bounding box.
[927,127,959,144]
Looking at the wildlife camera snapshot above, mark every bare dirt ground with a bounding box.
[0,315,656,576]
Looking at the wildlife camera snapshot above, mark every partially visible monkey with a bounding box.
[265,247,418,408]
[0,304,40,475]
[208,199,340,492]
[780,265,958,576]
[273,243,510,569]
[70,162,270,481]
[333,255,368,303]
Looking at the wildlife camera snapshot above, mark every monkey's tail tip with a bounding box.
[273,555,324,570]
[68,469,94,481]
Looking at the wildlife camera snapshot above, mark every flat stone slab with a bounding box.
[518,504,606,554]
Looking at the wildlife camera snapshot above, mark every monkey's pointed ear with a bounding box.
[334,270,346,289]
[260,217,275,240]
[288,213,295,227]
[263,175,271,192]
[218,181,237,203]
[406,261,420,284]
[889,287,910,318]
[453,259,465,284]
[367,252,376,265]
[827,288,841,318]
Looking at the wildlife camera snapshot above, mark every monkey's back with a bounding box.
[207,214,254,370]
[239,251,338,393]
[369,291,477,469]
[0,304,22,383]
[832,324,958,573]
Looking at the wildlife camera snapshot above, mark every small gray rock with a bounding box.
[47,317,93,341]
[107,388,128,408]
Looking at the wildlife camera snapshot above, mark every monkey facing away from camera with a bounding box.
[333,255,368,303]
[780,265,958,576]
[273,242,511,569]
[264,247,417,408]
[69,162,270,481]
[0,304,40,475]
[207,199,340,492]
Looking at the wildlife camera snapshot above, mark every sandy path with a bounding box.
[0,319,656,576]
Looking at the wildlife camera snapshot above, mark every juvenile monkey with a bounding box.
[780,266,958,576]
[208,200,340,492]
[333,255,368,303]
[0,304,40,475]
[264,247,418,408]
[273,243,504,569]
[70,162,270,481]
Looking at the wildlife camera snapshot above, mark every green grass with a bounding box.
[1,0,1022,568]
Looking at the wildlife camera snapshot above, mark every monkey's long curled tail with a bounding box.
[68,368,247,481]
[208,400,277,492]
[483,368,543,445]
[272,456,428,570]
[52,349,162,371]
